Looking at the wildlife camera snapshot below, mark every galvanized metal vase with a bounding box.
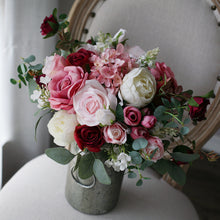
[65,152,124,215]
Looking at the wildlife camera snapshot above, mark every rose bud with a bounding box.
[40,14,59,36]
[141,115,157,129]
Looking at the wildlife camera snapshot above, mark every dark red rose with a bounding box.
[188,97,210,121]
[35,74,46,88]
[40,15,58,36]
[66,49,94,71]
[74,125,105,152]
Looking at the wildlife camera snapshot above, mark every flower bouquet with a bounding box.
[11,9,216,189]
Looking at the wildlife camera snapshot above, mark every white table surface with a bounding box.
[0,154,199,220]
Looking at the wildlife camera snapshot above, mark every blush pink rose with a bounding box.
[48,66,87,113]
[141,115,157,129]
[123,106,142,126]
[73,80,117,126]
[42,54,67,78]
[103,122,127,145]
[141,136,164,162]
[130,126,149,140]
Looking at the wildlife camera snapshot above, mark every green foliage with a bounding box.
[140,160,153,170]
[45,147,75,164]
[136,179,143,186]
[132,138,148,150]
[78,153,95,179]
[188,97,199,107]
[93,159,111,185]
[202,90,215,99]
[73,154,82,172]
[129,151,142,165]
[154,105,171,121]
[172,152,200,163]
[180,126,189,135]
[116,104,124,123]
[23,55,36,63]
[128,171,137,179]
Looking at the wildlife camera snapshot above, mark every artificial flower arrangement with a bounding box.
[11,9,216,186]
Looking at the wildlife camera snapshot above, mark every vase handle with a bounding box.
[70,166,96,189]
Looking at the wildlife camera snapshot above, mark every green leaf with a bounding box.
[73,154,81,172]
[45,147,75,164]
[150,148,158,159]
[140,160,153,170]
[18,81,22,88]
[132,138,148,150]
[167,162,186,186]
[28,78,38,103]
[188,97,199,107]
[10,78,17,85]
[180,126,189,135]
[52,8,58,19]
[59,13,67,19]
[78,153,95,179]
[201,90,215,99]
[93,159,111,185]
[154,105,171,121]
[177,108,184,121]
[136,179,143,186]
[116,104,124,122]
[129,151,143,165]
[165,121,178,128]
[48,21,59,32]
[23,55,36,63]
[152,159,170,175]
[172,152,200,162]
[171,97,180,107]
[173,145,192,153]
[161,98,171,107]
[128,172,137,179]
[18,74,27,86]
[30,64,43,70]
[17,63,27,75]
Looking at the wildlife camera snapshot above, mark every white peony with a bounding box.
[47,110,78,146]
[120,68,156,108]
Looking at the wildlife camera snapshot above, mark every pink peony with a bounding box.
[73,80,117,126]
[48,66,87,113]
[123,106,142,126]
[141,115,157,129]
[141,136,164,162]
[130,126,149,140]
[42,54,67,78]
[103,122,127,145]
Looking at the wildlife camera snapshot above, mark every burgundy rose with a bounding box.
[130,126,149,140]
[74,125,105,152]
[35,74,46,88]
[123,106,142,126]
[66,49,94,71]
[40,14,58,36]
[188,97,210,121]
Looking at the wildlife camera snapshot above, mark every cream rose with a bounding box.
[120,68,156,108]
[47,110,78,146]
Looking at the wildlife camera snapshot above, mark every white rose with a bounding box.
[47,110,78,146]
[120,68,156,108]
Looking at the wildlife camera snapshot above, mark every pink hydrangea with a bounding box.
[89,43,137,94]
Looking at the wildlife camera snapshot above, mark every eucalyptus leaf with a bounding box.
[152,159,170,175]
[93,159,111,185]
[161,98,171,107]
[129,151,142,165]
[17,63,27,75]
[180,127,189,135]
[78,153,95,179]
[132,138,148,150]
[165,121,178,128]
[10,78,17,85]
[167,162,186,186]
[128,172,137,179]
[183,118,191,125]
[30,64,43,70]
[18,74,27,86]
[45,147,75,164]
[23,55,35,63]
[172,152,200,162]
[136,179,143,186]
[171,97,180,107]
[73,154,82,172]
[140,160,153,170]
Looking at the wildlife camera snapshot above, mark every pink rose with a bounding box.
[130,126,149,140]
[124,106,142,126]
[141,115,157,129]
[103,122,127,145]
[48,66,87,113]
[73,80,117,126]
[42,54,67,78]
[150,62,178,92]
[141,136,164,162]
